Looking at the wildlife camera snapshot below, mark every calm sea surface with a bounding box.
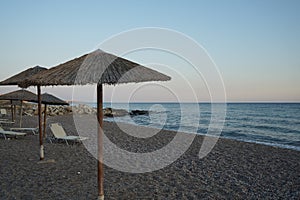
[88,103,300,151]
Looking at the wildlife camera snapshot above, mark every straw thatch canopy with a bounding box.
[0,66,47,85]
[0,90,37,101]
[0,90,68,106]
[20,49,170,87]
[40,93,69,105]
[0,100,23,106]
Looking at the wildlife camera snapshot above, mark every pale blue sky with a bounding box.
[0,0,299,102]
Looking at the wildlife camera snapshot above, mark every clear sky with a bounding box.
[0,0,299,102]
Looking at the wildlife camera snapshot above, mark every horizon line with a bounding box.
[67,100,300,104]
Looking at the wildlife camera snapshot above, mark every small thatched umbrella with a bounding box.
[0,90,68,135]
[0,66,47,122]
[39,93,69,138]
[0,89,37,127]
[19,49,171,199]
[0,89,37,101]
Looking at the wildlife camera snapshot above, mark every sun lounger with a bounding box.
[0,126,26,140]
[49,123,88,145]
[10,127,38,135]
[0,120,15,125]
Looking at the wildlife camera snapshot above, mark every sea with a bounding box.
[82,103,300,151]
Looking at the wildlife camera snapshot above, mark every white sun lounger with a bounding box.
[49,123,88,145]
[0,120,15,125]
[0,126,26,140]
[10,127,38,135]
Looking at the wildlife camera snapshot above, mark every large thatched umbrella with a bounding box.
[0,66,47,122]
[0,66,47,85]
[0,89,37,127]
[19,49,171,199]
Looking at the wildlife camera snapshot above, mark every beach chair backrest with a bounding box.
[0,126,4,131]
[49,123,67,138]
[0,109,7,115]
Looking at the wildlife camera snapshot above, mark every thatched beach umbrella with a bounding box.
[0,66,47,122]
[0,89,37,127]
[40,93,69,138]
[40,93,69,106]
[0,90,68,136]
[19,49,171,199]
[0,66,47,86]
[0,89,37,101]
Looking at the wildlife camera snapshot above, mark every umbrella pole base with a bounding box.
[40,145,44,160]
[97,195,104,200]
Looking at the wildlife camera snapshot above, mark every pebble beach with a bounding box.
[1,114,300,199]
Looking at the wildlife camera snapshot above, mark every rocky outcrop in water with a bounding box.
[130,110,149,116]
[103,107,128,117]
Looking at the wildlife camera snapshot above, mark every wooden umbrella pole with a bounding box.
[38,85,44,160]
[43,104,47,138]
[10,100,14,122]
[19,100,23,128]
[14,105,16,121]
[97,84,104,200]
